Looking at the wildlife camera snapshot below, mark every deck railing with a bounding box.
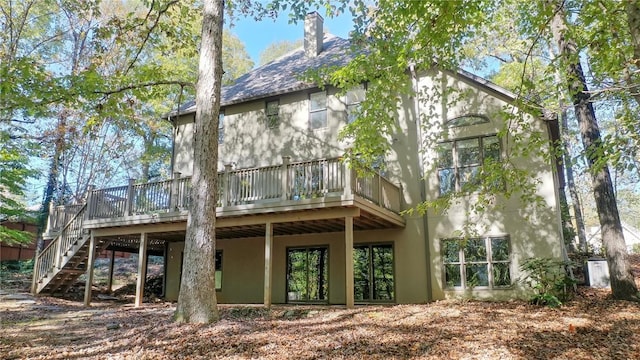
[34,204,87,287]
[45,158,402,228]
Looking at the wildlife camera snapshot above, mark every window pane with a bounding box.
[347,104,360,123]
[466,263,489,287]
[445,264,462,287]
[310,92,326,111]
[442,240,460,262]
[372,245,394,300]
[457,139,480,165]
[491,237,509,261]
[266,101,279,115]
[286,248,328,302]
[310,110,327,129]
[493,263,511,286]
[218,113,225,143]
[439,168,455,195]
[483,136,500,162]
[464,238,486,262]
[354,246,370,301]
[346,84,365,104]
[459,166,480,188]
[287,249,307,300]
[437,142,453,167]
[215,251,222,290]
[307,248,328,301]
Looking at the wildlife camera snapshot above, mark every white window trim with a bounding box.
[266,100,280,129]
[436,134,501,195]
[442,236,512,290]
[309,91,327,130]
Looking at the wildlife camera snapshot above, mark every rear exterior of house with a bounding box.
[35,12,564,306]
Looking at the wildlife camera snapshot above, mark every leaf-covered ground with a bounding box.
[1,255,639,360]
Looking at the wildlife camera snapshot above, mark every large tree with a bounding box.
[174,0,224,323]
[547,0,638,299]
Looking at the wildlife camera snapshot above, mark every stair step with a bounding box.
[60,268,86,275]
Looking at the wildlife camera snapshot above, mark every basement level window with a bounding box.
[442,236,511,290]
[215,250,222,290]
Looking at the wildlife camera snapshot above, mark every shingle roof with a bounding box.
[176,34,353,115]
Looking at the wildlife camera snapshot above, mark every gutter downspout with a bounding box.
[545,114,576,290]
[410,64,433,302]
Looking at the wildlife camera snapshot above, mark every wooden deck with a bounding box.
[34,158,405,300]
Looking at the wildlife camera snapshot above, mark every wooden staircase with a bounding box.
[33,204,109,294]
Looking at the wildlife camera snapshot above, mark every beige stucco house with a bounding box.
[35,12,565,307]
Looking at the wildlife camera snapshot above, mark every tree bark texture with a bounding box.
[625,0,640,107]
[549,1,638,300]
[174,0,224,323]
[561,110,588,253]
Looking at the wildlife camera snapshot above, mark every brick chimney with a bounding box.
[304,12,324,57]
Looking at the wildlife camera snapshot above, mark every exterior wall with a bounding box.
[417,71,564,300]
[167,70,563,303]
[165,226,430,304]
[172,86,350,176]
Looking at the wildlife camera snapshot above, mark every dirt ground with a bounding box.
[1,255,639,360]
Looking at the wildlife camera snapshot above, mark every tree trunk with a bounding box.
[561,110,588,253]
[174,0,224,323]
[549,1,638,300]
[625,0,640,107]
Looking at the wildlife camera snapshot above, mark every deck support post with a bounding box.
[343,158,353,198]
[224,164,233,206]
[170,172,182,210]
[135,232,148,307]
[107,250,115,293]
[84,184,95,220]
[264,221,273,308]
[124,178,135,216]
[281,156,291,200]
[84,231,97,306]
[345,216,354,308]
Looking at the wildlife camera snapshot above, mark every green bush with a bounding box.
[519,257,575,307]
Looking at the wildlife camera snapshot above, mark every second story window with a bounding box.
[218,111,225,144]
[309,91,327,129]
[437,135,500,195]
[266,100,279,129]
[346,84,366,124]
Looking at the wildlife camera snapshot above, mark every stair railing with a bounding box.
[33,203,88,291]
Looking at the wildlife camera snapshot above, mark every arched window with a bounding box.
[445,114,490,128]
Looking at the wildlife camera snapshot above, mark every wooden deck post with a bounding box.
[224,164,233,206]
[281,156,290,201]
[107,250,115,293]
[124,178,135,216]
[345,216,354,308]
[170,172,182,210]
[135,233,148,307]
[264,221,273,308]
[46,202,55,234]
[84,184,95,220]
[343,158,353,198]
[84,231,97,306]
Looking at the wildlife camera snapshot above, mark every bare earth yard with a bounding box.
[1,256,639,360]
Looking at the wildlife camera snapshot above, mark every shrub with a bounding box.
[519,257,575,307]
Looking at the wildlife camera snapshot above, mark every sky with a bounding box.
[229,9,355,66]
